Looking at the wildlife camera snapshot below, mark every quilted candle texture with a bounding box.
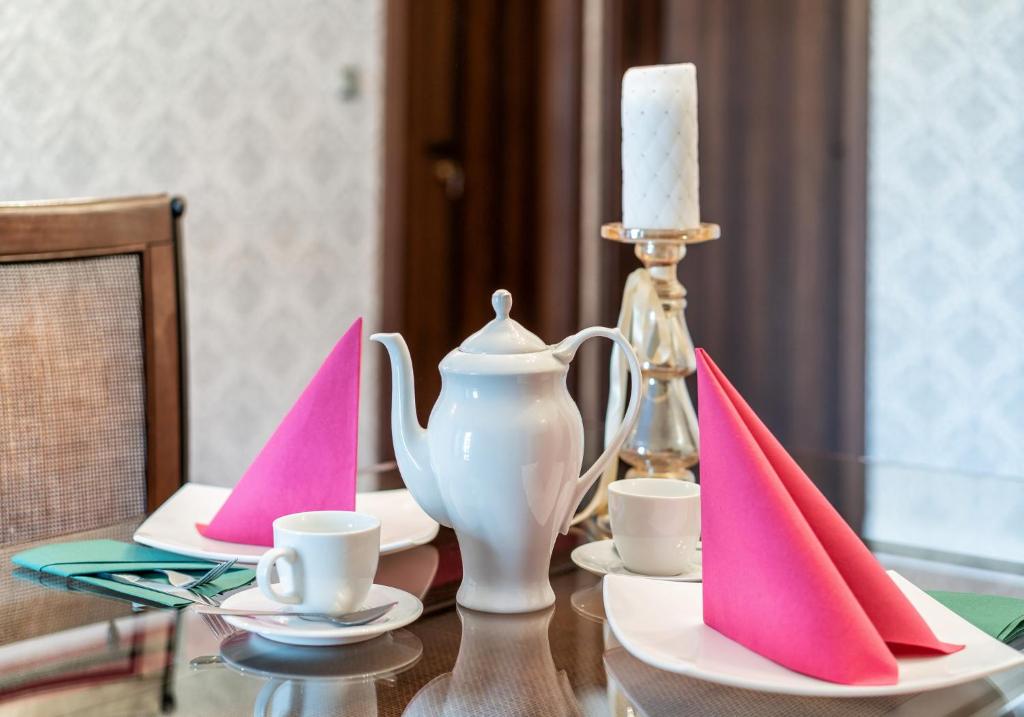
[621,63,699,229]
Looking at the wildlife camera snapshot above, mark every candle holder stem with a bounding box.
[604,223,720,483]
[571,222,720,527]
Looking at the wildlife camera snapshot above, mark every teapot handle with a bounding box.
[552,326,643,534]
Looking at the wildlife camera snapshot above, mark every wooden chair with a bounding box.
[0,195,187,545]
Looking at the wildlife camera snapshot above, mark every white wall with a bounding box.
[868,0,1024,478]
[0,1,384,486]
[866,0,1024,564]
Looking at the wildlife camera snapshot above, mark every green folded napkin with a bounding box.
[928,590,1024,643]
[12,539,255,608]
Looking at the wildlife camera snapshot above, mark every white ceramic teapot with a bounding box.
[373,289,642,613]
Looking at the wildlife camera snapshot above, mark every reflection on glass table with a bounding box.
[403,606,580,716]
[1,459,1023,716]
[205,628,424,716]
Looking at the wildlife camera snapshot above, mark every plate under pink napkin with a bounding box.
[696,348,962,686]
[197,318,362,546]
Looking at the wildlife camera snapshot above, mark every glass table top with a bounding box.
[2,457,1023,716]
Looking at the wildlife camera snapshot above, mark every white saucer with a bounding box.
[134,484,439,563]
[571,539,702,582]
[220,584,423,647]
[218,629,423,680]
[604,571,1024,697]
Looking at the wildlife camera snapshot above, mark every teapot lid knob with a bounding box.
[457,288,546,355]
[492,290,512,320]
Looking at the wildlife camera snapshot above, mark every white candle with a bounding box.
[621,63,700,230]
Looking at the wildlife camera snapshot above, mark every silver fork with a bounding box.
[190,613,237,670]
[102,572,222,606]
[198,611,237,640]
[155,559,237,590]
[188,591,222,607]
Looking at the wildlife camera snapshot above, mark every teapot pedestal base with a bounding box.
[456,578,556,615]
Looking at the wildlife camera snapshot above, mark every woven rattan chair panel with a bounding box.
[0,255,147,544]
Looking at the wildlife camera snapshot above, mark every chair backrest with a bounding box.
[0,195,186,545]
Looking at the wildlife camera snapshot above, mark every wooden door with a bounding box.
[382,0,583,436]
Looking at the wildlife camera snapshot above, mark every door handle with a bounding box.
[432,158,465,200]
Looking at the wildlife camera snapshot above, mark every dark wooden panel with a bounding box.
[838,0,869,457]
[389,0,462,429]
[457,0,583,344]
[591,0,665,413]
[597,0,868,455]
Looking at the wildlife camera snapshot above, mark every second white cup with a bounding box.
[256,511,380,614]
[609,478,700,576]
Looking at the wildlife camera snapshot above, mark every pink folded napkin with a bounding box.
[696,348,962,686]
[197,318,363,546]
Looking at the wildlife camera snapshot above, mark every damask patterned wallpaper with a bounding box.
[867,0,1024,478]
[0,1,384,486]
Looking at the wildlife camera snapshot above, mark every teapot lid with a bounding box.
[459,290,547,354]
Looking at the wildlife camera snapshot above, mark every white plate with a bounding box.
[220,584,423,646]
[604,571,1024,697]
[571,539,702,582]
[134,484,439,563]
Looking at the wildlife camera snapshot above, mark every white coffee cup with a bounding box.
[608,478,700,576]
[256,511,380,614]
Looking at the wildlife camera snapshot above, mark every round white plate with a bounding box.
[134,484,439,563]
[218,628,423,680]
[221,584,423,647]
[571,539,702,582]
[603,571,1024,697]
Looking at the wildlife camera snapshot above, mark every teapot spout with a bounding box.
[370,333,450,527]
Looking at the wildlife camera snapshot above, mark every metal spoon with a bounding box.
[191,601,398,627]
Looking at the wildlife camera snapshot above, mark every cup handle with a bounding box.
[552,326,643,534]
[253,678,286,717]
[256,547,302,605]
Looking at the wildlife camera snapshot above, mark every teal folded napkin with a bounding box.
[929,590,1024,643]
[12,539,255,608]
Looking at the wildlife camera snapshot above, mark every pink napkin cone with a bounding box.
[197,318,363,546]
[696,348,962,686]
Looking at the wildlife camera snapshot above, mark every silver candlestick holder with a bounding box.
[571,221,720,528]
